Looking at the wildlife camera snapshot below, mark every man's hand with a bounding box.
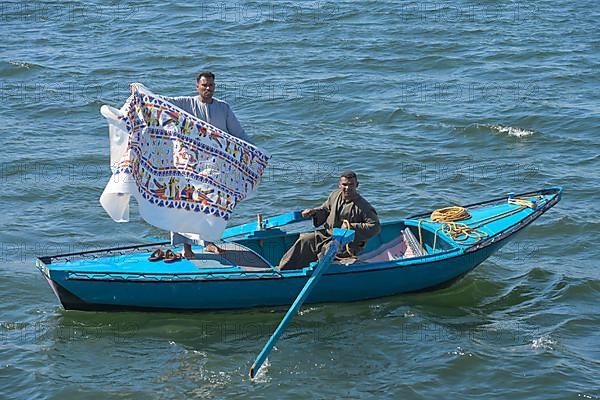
[301,208,316,218]
[341,220,352,229]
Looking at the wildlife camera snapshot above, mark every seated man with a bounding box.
[278,171,381,270]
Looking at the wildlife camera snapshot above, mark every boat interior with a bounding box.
[189,189,561,272]
[38,221,453,277]
[216,220,456,270]
[37,188,560,279]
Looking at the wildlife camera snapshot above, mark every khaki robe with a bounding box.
[278,190,381,270]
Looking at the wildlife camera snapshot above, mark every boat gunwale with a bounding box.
[463,190,560,253]
[405,186,562,219]
[35,187,562,280]
[48,191,559,284]
[56,194,555,284]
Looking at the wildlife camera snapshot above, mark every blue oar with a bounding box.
[249,228,355,378]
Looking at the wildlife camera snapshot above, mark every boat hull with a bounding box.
[40,237,505,311]
[35,187,561,311]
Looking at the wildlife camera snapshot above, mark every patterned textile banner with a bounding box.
[99,83,270,241]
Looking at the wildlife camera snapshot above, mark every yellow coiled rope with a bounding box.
[418,206,481,252]
[430,206,471,223]
[418,196,543,254]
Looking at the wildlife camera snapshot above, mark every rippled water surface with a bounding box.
[1,1,599,399]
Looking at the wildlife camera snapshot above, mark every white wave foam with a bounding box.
[250,357,271,383]
[8,60,33,69]
[531,335,556,350]
[448,346,473,357]
[298,306,319,316]
[491,125,536,137]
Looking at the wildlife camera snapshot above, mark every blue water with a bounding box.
[1,1,599,398]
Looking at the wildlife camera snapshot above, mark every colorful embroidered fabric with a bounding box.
[99,83,270,241]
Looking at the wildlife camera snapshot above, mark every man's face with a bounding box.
[196,76,215,102]
[339,176,358,201]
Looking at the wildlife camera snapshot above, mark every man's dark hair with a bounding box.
[339,170,358,180]
[196,71,215,82]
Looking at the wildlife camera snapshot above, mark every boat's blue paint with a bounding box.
[35,187,562,311]
[222,211,306,239]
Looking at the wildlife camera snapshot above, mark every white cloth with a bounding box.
[99,83,270,242]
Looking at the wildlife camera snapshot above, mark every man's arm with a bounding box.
[160,96,197,116]
[302,192,334,228]
[129,84,193,111]
[225,105,250,142]
[347,203,381,241]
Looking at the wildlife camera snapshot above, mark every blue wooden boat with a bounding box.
[35,187,562,312]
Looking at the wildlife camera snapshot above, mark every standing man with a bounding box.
[133,71,250,258]
[162,71,250,143]
[278,171,381,270]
